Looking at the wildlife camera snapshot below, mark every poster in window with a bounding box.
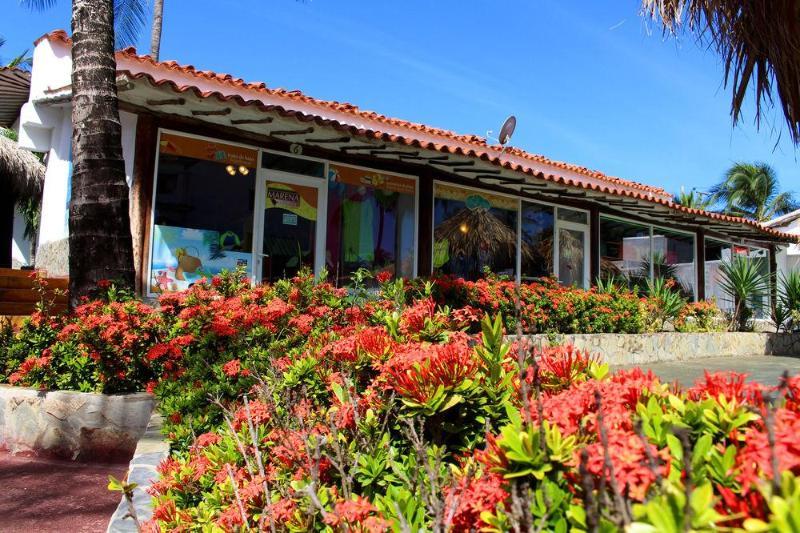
[149,224,251,294]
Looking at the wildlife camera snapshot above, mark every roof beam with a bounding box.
[230,117,274,125]
[146,97,186,106]
[191,107,231,116]
[270,126,314,136]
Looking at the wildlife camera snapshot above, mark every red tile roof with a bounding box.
[35,30,799,242]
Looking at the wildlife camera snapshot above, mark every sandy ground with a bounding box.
[0,450,128,533]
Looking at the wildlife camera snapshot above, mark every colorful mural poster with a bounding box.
[149,225,252,294]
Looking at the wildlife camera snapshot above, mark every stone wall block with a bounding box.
[0,385,154,461]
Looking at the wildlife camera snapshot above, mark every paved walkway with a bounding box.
[620,355,800,388]
[0,450,127,533]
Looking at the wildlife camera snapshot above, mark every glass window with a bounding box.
[326,164,416,285]
[433,184,518,280]
[653,228,696,299]
[262,152,325,178]
[557,207,588,224]
[599,217,651,289]
[521,202,554,280]
[149,132,257,294]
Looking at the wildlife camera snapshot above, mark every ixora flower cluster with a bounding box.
[1,270,797,531]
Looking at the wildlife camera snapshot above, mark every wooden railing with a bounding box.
[0,268,68,316]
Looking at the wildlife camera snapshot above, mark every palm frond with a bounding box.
[18,0,58,11]
[113,0,148,48]
[642,0,800,144]
[7,49,33,70]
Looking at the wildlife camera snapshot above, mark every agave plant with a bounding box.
[718,256,770,331]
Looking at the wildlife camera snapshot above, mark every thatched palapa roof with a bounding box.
[434,207,533,264]
[0,134,45,199]
[642,0,800,144]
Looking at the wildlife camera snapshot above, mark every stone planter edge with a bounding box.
[107,410,169,533]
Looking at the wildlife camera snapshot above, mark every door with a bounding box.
[554,208,590,288]
[557,226,588,288]
[255,171,326,284]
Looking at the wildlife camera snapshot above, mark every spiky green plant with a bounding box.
[776,270,800,332]
[718,256,770,331]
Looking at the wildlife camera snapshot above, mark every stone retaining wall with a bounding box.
[516,332,800,366]
[107,412,169,532]
[0,385,154,461]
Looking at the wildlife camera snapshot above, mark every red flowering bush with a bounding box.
[418,274,646,334]
[144,301,799,532]
[1,283,163,393]
[3,269,798,531]
[675,299,725,332]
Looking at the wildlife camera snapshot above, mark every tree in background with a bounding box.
[642,1,800,144]
[150,0,164,60]
[710,162,798,222]
[673,188,712,210]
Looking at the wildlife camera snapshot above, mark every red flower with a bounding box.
[222,359,242,377]
[384,339,477,404]
[323,496,377,527]
[376,271,392,284]
[289,314,314,335]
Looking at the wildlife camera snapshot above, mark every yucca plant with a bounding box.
[718,256,770,331]
[775,270,800,332]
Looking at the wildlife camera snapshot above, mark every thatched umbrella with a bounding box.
[642,0,800,144]
[435,207,533,267]
[0,134,44,200]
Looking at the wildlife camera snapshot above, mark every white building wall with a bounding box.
[775,216,800,276]
[11,209,31,268]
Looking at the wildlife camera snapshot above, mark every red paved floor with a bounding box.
[0,450,128,533]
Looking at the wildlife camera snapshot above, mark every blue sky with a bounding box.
[3,0,798,197]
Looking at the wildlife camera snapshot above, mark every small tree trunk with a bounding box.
[70,0,135,307]
[150,0,164,61]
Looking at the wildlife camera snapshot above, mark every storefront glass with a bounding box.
[149,132,257,294]
[433,184,518,280]
[521,202,554,280]
[325,164,416,284]
[261,180,320,283]
[652,228,696,299]
[599,217,651,289]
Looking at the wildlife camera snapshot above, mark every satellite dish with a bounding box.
[498,115,517,145]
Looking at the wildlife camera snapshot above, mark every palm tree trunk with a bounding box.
[150,0,164,61]
[70,0,135,307]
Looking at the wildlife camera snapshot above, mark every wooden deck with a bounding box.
[0,268,68,316]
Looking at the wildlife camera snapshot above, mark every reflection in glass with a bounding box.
[599,217,650,289]
[558,228,585,287]
[652,229,695,299]
[433,187,517,280]
[521,202,554,280]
